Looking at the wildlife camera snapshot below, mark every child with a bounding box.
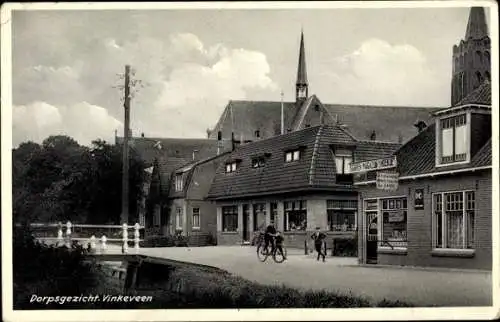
[275,231,286,260]
[311,227,327,262]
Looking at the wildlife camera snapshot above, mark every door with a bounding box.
[242,204,250,242]
[366,212,378,264]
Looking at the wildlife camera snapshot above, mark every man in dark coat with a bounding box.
[311,227,327,262]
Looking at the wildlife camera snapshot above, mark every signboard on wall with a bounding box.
[350,156,397,174]
[388,210,405,222]
[376,171,399,191]
[414,188,424,209]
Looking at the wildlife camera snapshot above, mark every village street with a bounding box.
[136,245,492,307]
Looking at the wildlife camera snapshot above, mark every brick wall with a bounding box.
[357,170,492,270]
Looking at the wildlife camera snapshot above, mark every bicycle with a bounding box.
[256,233,287,263]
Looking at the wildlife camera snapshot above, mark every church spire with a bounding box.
[465,7,488,40]
[296,29,308,103]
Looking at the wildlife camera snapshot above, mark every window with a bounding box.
[284,200,307,231]
[175,174,183,192]
[335,149,353,174]
[225,162,238,173]
[253,203,266,231]
[192,207,200,229]
[252,157,266,168]
[327,200,357,231]
[270,203,278,224]
[433,191,475,249]
[285,150,300,162]
[440,114,468,164]
[380,197,408,248]
[176,207,183,230]
[222,206,238,232]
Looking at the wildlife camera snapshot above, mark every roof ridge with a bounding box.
[308,125,323,185]
[323,103,443,110]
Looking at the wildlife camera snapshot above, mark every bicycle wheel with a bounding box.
[273,245,287,263]
[256,242,269,262]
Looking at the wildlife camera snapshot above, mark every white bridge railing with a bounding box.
[23,222,145,254]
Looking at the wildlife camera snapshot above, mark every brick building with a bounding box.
[354,80,492,270]
[207,124,400,248]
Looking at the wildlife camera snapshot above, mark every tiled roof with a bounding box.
[395,124,491,177]
[207,124,360,199]
[354,140,401,163]
[455,80,491,106]
[210,98,439,144]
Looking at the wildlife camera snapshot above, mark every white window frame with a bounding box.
[378,196,408,250]
[225,162,238,173]
[176,207,183,230]
[192,207,200,230]
[285,150,301,163]
[435,112,471,167]
[284,200,307,231]
[335,149,353,174]
[175,174,183,192]
[431,190,475,251]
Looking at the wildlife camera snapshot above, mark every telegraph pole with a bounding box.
[121,65,131,224]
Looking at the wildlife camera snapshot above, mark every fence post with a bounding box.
[65,221,72,248]
[57,222,64,246]
[90,235,96,253]
[122,223,129,254]
[101,235,107,253]
[134,223,140,253]
[304,238,308,255]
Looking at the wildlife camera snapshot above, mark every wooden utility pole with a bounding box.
[121,65,131,224]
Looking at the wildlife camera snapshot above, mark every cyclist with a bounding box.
[264,222,277,253]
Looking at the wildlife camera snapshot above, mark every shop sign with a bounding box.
[414,188,424,209]
[376,171,399,191]
[350,156,397,174]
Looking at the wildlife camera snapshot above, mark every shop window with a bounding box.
[439,114,468,165]
[433,191,475,249]
[327,200,357,231]
[380,197,408,248]
[175,207,183,230]
[222,206,238,232]
[192,207,200,229]
[253,203,266,231]
[284,200,307,231]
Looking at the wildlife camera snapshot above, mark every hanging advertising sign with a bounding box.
[350,156,397,174]
[414,188,424,209]
[376,171,399,191]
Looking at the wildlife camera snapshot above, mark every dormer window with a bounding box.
[175,174,184,192]
[225,162,238,173]
[439,113,469,165]
[334,149,353,174]
[285,150,301,163]
[252,157,266,168]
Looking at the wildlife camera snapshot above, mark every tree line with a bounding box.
[12,135,145,225]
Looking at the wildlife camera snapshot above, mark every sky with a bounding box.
[10,5,492,147]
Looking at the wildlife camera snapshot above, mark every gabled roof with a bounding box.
[354,140,401,163]
[168,152,232,199]
[207,124,392,199]
[210,98,439,144]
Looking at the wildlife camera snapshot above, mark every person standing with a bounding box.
[311,227,327,262]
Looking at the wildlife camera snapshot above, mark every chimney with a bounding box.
[141,132,145,138]
[217,131,222,155]
[192,150,199,161]
[414,120,427,133]
[254,130,260,139]
[370,130,376,141]
[231,132,236,151]
[320,109,325,125]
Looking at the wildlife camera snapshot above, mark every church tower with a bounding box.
[296,30,309,104]
[451,7,490,106]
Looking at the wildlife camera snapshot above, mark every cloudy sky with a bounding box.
[10,5,491,147]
